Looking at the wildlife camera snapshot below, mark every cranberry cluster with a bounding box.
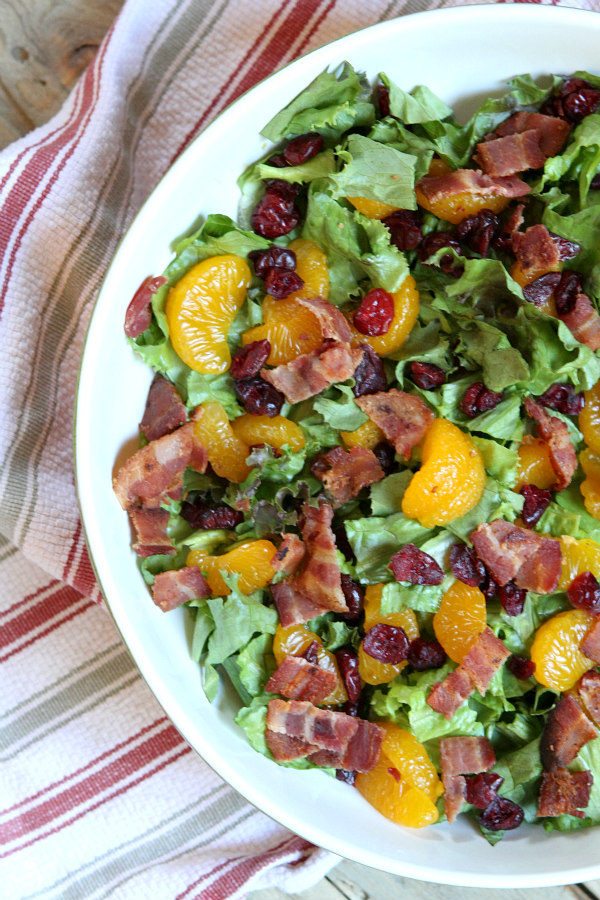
[542,76,600,123]
[181,499,243,530]
[460,382,504,419]
[229,339,284,416]
[449,542,528,617]
[249,245,304,299]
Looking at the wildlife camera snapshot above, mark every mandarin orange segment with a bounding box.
[360,603,419,685]
[341,419,385,450]
[581,383,600,455]
[283,238,330,301]
[271,624,347,704]
[402,419,485,527]
[515,436,556,490]
[231,414,305,452]
[187,539,277,596]
[530,609,595,691]
[363,584,384,631]
[166,255,251,373]
[378,722,443,801]
[415,186,509,225]
[347,196,399,219]
[580,449,600,520]
[433,581,487,664]
[348,275,419,356]
[558,536,600,590]
[242,296,322,365]
[356,754,439,828]
[193,401,250,483]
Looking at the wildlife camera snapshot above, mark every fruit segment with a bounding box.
[349,275,420,356]
[231,414,305,452]
[187,539,277,596]
[166,254,251,373]
[415,186,509,225]
[341,419,385,450]
[433,581,487,664]
[347,196,398,219]
[378,722,443,801]
[581,449,600,519]
[356,754,439,827]
[559,535,600,590]
[193,401,250,483]
[359,587,418,685]
[530,609,595,691]
[271,623,347,705]
[515,436,556,490]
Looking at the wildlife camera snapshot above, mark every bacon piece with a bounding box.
[113,422,207,510]
[502,202,526,241]
[512,225,561,281]
[471,520,561,593]
[538,769,593,818]
[266,729,315,761]
[271,582,330,628]
[578,670,600,726]
[312,446,384,506]
[151,566,210,612]
[582,619,600,664]
[355,389,434,459]
[427,667,473,719]
[415,168,531,205]
[560,291,600,351]
[265,656,336,704]
[140,374,187,442]
[524,397,577,490]
[440,736,496,775]
[266,699,383,771]
[129,508,174,557]
[476,131,546,177]
[540,694,596,771]
[296,297,353,343]
[492,112,570,157]
[443,774,467,824]
[461,627,511,694]
[262,343,363,404]
[271,534,305,576]
[124,275,167,338]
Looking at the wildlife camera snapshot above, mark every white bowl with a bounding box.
[76,4,600,887]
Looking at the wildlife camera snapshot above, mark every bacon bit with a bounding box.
[582,618,600,664]
[492,111,571,157]
[151,567,210,612]
[475,130,546,177]
[540,694,597,771]
[443,774,467,824]
[312,446,384,506]
[415,169,531,205]
[427,667,474,719]
[524,397,577,491]
[355,389,434,459]
[271,582,330,628]
[113,421,208,510]
[265,729,314,761]
[512,225,561,281]
[296,297,353,344]
[495,202,526,252]
[262,342,363,404]
[129,508,174,557]
[124,275,167,338]
[559,291,600,351]
[578,670,600,727]
[440,736,496,775]
[139,374,187,443]
[538,769,593,818]
[461,627,511,694]
[265,656,337,704]
[470,519,562,594]
[271,534,306,577]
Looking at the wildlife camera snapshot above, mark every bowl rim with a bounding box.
[74,3,600,887]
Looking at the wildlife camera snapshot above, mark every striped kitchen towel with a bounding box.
[0,0,596,897]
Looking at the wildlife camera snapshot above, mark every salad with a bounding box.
[114,64,600,840]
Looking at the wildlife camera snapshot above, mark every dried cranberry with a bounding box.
[465,773,504,810]
[376,83,391,117]
[456,209,499,257]
[336,768,356,785]
[251,186,300,238]
[334,647,362,703]
[372,441,395,474]
[389,543,444,585]
[407,637,447,671]
[181,500,243,530]
[538,382,584,416]
[382,210,422,252]
[480,797,524,832]
[554,270,584,316]
[340,574,364,623]
[407,361,446,390]
[507,654,536,680]
[567,571,600,614]
[563,85,600,122]
[230,340,271,380]
[266,153,288,168]
[265,268,304,299]
[498,581,527,617]
[449,544,486,587]
[302,640,320,665]
[264,179,301,200]
[520,484,552,528]
[352,344,387,397]
[283,132,324,166]
[551,233,581,261]
[481,571,499,601]
[354,288,395,336]
[522,272,561,307]
[460,382,504,419]
[418,232,462,275]
[234,376,284,417]
[249,246,296,277]
[362,623,409,664]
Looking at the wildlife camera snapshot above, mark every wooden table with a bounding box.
[3,3,600,897]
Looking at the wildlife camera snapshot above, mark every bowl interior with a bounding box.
[76,5,600,887]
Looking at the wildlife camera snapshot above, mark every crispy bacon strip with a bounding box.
[440,736,496,775]
[540,694,597,771]
[475,130,546,177]
[124,275,167,338]
[312,446,384,506]
[443,775,467,824]
[113,421,207,510]
[151,567,210,612]
[582,619,600,665]
[271,534,306,577]
[265,656,337,704]
[129,508,174,557]
[471,520,561,593]
[560,291,600,351]
[461,627,511,694]
[578,670,600,727]
[538,769,593,818]
[262,342,363,405]
[265,730,315,761]
[296,297,353,343]
[355,389,434,459]
[512,225,560,281]
[271,582,330,628]
[524,397,577,490]
[140,374,187,442]
[492,111,570,157]
[427,667,474,719]
[416,168,530,205]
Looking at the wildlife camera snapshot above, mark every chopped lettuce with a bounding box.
[331,134,417,209]
[313,383,367,431]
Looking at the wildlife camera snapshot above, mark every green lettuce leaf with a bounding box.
[236,633,275,697]
[345,512,434,582]
[331,134,417,209]
[206,575,278,665]
[313,383,367,431]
